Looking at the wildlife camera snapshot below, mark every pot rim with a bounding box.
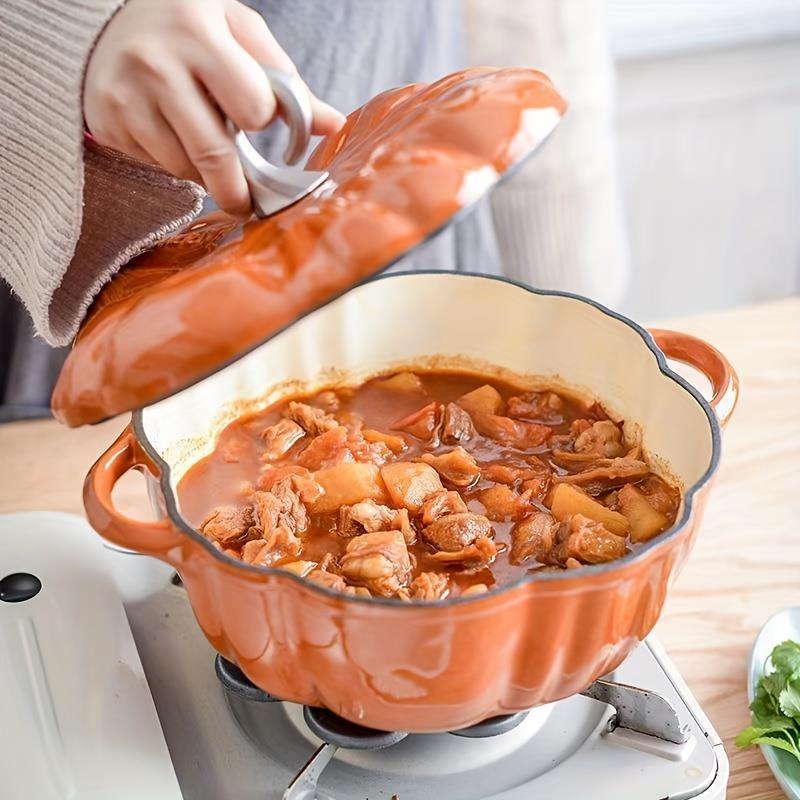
[132,271,721,608]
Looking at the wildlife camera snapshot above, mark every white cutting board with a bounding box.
[0,511,182,800]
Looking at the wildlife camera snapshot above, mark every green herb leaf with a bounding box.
[772,641,800,677]
[749,735,800,758]
[737,639,800,764]
[780,675,800,720]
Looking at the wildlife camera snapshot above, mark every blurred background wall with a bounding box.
[467,0,800,320]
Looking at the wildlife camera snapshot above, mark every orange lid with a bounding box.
[52,67,566,426]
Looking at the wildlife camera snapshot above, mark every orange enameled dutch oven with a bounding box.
[58,69,738,733]
[81,272,738,733]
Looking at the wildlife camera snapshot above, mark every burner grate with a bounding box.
[303,706,407,750]
[215,655,530,740]
[214,654,696,800]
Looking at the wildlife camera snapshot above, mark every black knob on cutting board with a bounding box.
[0,572,42,603]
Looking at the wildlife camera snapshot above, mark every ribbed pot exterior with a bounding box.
[150,485,707,733]
[83,274,734,733]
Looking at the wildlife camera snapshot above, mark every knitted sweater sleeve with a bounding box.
[0,0,205,347]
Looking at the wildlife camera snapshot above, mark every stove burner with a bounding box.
[450,711,529,738]
[214,656,282,703]
[213,648,703,800]
[303,706,407,750]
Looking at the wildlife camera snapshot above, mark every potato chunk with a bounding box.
[311,462,386,513]
[456,384,503,416]
[377,372,425,393]
[618,484,669,543]
[550,483,629,536]
[380,462,443,512]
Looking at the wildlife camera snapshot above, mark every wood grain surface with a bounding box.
[1,296,797,798]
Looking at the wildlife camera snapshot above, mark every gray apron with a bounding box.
[0,0,498,422]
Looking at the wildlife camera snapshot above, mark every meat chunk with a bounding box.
[637,476,681,517]
[428,535,497,565]
[422,512,492,552]
[340,530,412,596]
[278,560,317,577]
[338,499,399,537]
[363,429,407,454]
[510,512,559,564]
[305,568,350,593]
[420,447,480,487]
[550,449,603,468]
[506,391,564,425]
[244,479,313,564]
[347,435,394,467]
[483,463,535,486]
[251,489,282,534]
[420,490,468,525]
[400,572,450,601]
[554,514,627,565]
[274,472,324,506]
[260,419,305,461]
[380,462,443,512]
[457,384,503,416]
[312,390,340,414]
[573,420,625,458]
[521,457,552,500]
[391,508,416,544]
[298,426,353,470]
[242,534,301,567]
[285,401,339,436]
[200,505,254,546]
[257,464,313,492]
[441,402,475,444]
[268,475,320,535]
[556,457,649,495]
[475,485,532,521]
[391,402,441,444]
[473,413,552,449]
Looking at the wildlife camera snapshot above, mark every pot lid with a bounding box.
[52,67,566,426]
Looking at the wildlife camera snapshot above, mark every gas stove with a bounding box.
[2,512,728,799]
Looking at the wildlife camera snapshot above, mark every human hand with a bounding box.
[84,0,345,216]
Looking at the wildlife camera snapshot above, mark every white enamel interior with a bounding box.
[138,274,714,507]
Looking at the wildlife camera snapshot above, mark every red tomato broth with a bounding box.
[177,370,680,600]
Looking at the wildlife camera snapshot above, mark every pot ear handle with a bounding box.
[648,328,739,427]
[84,426,183,557]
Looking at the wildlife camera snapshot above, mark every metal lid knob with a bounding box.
[228,68,329,218]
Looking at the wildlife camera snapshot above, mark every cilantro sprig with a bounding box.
[736,640,800,760]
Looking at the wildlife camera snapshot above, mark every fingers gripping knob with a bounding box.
[227,68,328,218]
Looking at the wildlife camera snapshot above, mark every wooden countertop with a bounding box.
[1,297,798,798]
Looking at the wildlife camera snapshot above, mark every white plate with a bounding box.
[748,606,800,800]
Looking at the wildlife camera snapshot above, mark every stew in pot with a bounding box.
[178,370,680,600]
